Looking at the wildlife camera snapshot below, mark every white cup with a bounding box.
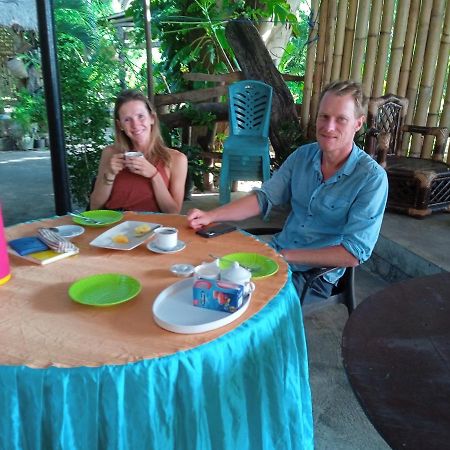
[153,227,178,250]
[124,151,144,158]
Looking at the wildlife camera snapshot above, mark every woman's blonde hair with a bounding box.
[114,89,171,167]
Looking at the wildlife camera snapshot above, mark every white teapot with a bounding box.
[220,262,255,296]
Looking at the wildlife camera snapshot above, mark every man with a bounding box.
[187,80,388,304]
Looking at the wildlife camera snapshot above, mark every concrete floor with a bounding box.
[2,149,449,449]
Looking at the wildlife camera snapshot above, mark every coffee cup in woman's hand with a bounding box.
[124,151,144,158]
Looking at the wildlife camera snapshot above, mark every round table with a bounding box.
[342,272,450,450]
[1,212,313,450]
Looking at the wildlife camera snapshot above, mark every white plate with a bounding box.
[147,240,186,254]
[152,278,251,334]
[89,221,161,250]
[54,225,85,239]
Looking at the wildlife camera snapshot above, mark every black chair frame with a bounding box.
[244,227,356,316]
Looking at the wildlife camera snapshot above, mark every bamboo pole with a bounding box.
[350,1,370,82]
[385,0,411,93]
[310,0,329,135]
[439,68,450,130]
[422,0,450,157]
[340,0,357,80]
[401,0,433,154]
[372,0,395,97]
[323,0,338,86]
[362,0,383,96]
[331,0,348,81]
[301,0,319,135]
[409,0,445,158]
[439,74,450,163]
[398,0,420,96]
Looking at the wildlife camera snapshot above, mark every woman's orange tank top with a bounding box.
[105,161,169,211]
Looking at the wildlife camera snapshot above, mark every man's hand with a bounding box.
[187,193,261,230]
[187,208,212,230]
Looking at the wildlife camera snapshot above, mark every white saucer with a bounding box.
[170,263,195,277]
[147,240,186,254]
[54,225,85,239]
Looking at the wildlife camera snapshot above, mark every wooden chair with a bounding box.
[365,94,450,218]
[244,228,356,316]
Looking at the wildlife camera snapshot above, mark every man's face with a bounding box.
[316,92,364,155]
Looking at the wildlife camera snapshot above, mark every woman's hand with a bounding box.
[124,155,157,179]
[108,153,126,177]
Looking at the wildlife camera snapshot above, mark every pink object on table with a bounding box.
[0,204,11,285]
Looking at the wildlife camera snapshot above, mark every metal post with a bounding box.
[35,0,72,214]
[142,0,154,102]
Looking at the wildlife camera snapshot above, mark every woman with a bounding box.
[90,89,187,213]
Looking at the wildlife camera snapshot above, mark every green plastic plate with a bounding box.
[68,273,141,306]
[71,210,123,227]
[219,252,279,280]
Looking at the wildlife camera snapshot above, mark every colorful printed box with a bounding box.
[193,278,244,313]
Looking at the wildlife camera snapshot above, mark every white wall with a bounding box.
[0,0,37,30]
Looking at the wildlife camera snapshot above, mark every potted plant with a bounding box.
[11,89,47,150]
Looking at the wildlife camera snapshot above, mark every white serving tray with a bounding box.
[89,221,161,250]
[152,278,251,334]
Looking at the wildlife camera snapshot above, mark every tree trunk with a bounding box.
[257,0,303,67]
[225,19,301,166]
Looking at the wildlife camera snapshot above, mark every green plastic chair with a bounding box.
[219,80,273,204]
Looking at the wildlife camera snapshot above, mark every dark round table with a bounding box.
[342,272,450,450]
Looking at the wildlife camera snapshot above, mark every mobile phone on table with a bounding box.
[196,222,237,238]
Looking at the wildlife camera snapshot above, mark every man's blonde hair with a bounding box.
[319,80,368,117]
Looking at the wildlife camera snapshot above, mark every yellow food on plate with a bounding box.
[134,224,151,236]
[112,234,129,244]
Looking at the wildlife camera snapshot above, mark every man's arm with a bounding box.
[187,193,261,230]
[280,245,359,268]
[281,160,388,270]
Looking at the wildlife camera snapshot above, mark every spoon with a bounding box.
[68,212,104,225]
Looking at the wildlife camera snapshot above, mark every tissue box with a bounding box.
[193,279,244,313]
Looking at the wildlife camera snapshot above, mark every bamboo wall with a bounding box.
[302,0,450,162]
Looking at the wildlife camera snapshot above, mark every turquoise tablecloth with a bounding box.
[0,274,313,450]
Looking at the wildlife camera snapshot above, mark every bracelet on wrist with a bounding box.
[103,173,115,185]
[148,170,158,180]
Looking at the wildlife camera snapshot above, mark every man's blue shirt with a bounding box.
[255,142,388,284]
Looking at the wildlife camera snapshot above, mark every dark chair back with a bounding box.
[301,267,356,316]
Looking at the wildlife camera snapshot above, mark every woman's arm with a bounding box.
[89,147,125,210]
[151,149,188,213]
